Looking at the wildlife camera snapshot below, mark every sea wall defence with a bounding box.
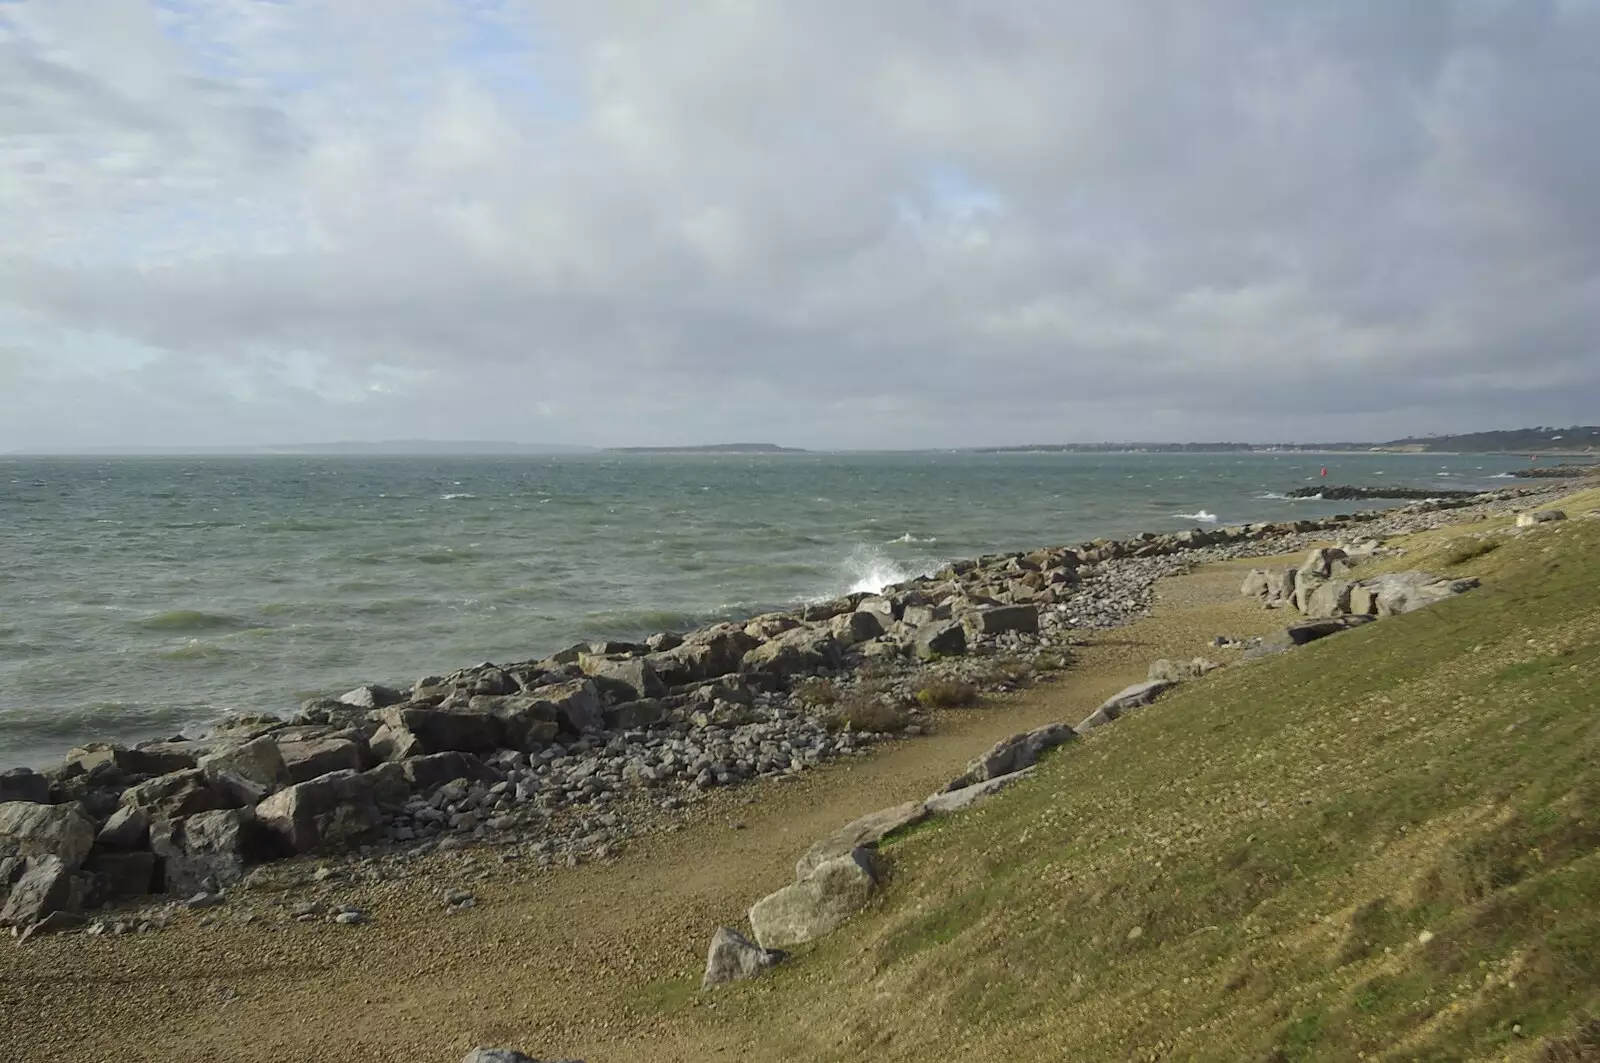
[0,486,1560,937]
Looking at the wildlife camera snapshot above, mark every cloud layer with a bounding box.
[3,0,1598,449]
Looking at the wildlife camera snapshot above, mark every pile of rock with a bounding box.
[1242,547,1480,622]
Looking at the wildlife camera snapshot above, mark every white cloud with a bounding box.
[1,0,1598,450]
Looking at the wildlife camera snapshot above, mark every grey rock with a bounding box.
[1304,579,1355,619]
[462,1050,582,1063]
[150,809,247,894]
[0,800,96,870]
[120,769,228,821]
[254,770,383,853]
[1515,509,1566,526]
[526,680,605,736]
[0,855,81,928]
[924,768,1035,815]
[602,699,664,731]
[795,800,927,879]
[945,723,1074,790]
[0,768,51,805]
[1146,658,1221,683]
[740,629,844,677]
[96,805,151,851]
[1075,680,1174,732]
[749,846,881,949]
[1298,547,1350,581]
[965,604,1039,636]
[66,742,197,777]
[578,656,665,701]
[702,926,787,988]
[81,851,158,901]
[337,684,406,710]
[278,737,367,783]
[373,706,502,756]
[829,610,885,646]
[914,620,967,660]
[1363,571,1479,616]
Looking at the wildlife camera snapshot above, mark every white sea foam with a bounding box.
[887,532,937,544]
[829,544,935,597]
[1255,492,1288,500]
[1176,509,1219,523]
[440,493,478,500]
[1489,473,1515,479]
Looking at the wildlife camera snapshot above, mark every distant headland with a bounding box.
[604,443,808,454]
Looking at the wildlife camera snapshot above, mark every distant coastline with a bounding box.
[604,443,807,454]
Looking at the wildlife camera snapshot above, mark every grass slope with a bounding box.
[671,502,1600,1061]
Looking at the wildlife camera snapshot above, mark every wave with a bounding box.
[886,532,938,544]
[1488,473,1515,479]
[1255,492,1288,500]
[441,493,478,500]
[159,641,235,662]
[1175,510,1219,523]
[833,544,937,597]
[135,610,248,633]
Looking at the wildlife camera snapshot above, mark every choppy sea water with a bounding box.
[0,451,1529,768]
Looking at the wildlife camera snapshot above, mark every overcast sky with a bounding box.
[2,1,1598,450]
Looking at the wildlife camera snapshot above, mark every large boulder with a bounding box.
[741,629,844,678]
[120,769,229,821]
[965,604,1039,636]
[254,770,382,854]
[0,855,81,928]
[1263,567,1298,605]
[81,851,158,902]
[829,610,885,647]
[531,680,604,735]
[66,742,197,777]
[1298,547,1350,581]
[1304,579,1356,619]
[149,809,248,894]
[337,684,406,710]
[685,629,760,679]
[602,699,665,731]
[749,847,882,950]
[1363,572,1480,616]
[0,768,51,805]
[577,656,664,701]
[1516,509,1567,526]
[914,620,967,660]
[199,737,291,795]
[944,723,1075,791]
[702,926,787,988]
[0,801,96,869]
[96,805,151,851]
[278,738,367,783]
[373,706,502,756]
[462,1050,582,1063]
[924,768,1035,815]
[795,801,927,880]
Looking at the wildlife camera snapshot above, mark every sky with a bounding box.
[2,0,1598,451]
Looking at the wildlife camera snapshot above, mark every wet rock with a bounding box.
[0,768,51,805]
[0,800,96,869]
[254,771,383,854]
[278,737,367,784]
[749,846,881,949]
[796,800,927,879]
[150,809,248,894]
[702,926,787,988]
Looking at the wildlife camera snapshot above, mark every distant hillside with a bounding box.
[1373,426,1600,453]
[605,443,807,454]
[34,441,597,456]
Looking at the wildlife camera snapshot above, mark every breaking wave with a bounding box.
[441,493,478,500]
[1175,510,1219,523]
[886,532,938,544]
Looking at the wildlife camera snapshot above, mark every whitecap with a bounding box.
[1488,472,1515,479]
[440,493,478,500]
[1175,510,1219,523]
[1255,492,1288,500]
[886,532,937,544]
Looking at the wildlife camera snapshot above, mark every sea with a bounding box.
[0,451,1532,770]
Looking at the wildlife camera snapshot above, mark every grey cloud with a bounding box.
[1,0,1598,450]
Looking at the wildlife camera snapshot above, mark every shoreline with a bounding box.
[0,482,1572,929]
[3,482,1585,1062]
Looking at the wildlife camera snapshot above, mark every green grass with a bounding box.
[678,502,1600,1062]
